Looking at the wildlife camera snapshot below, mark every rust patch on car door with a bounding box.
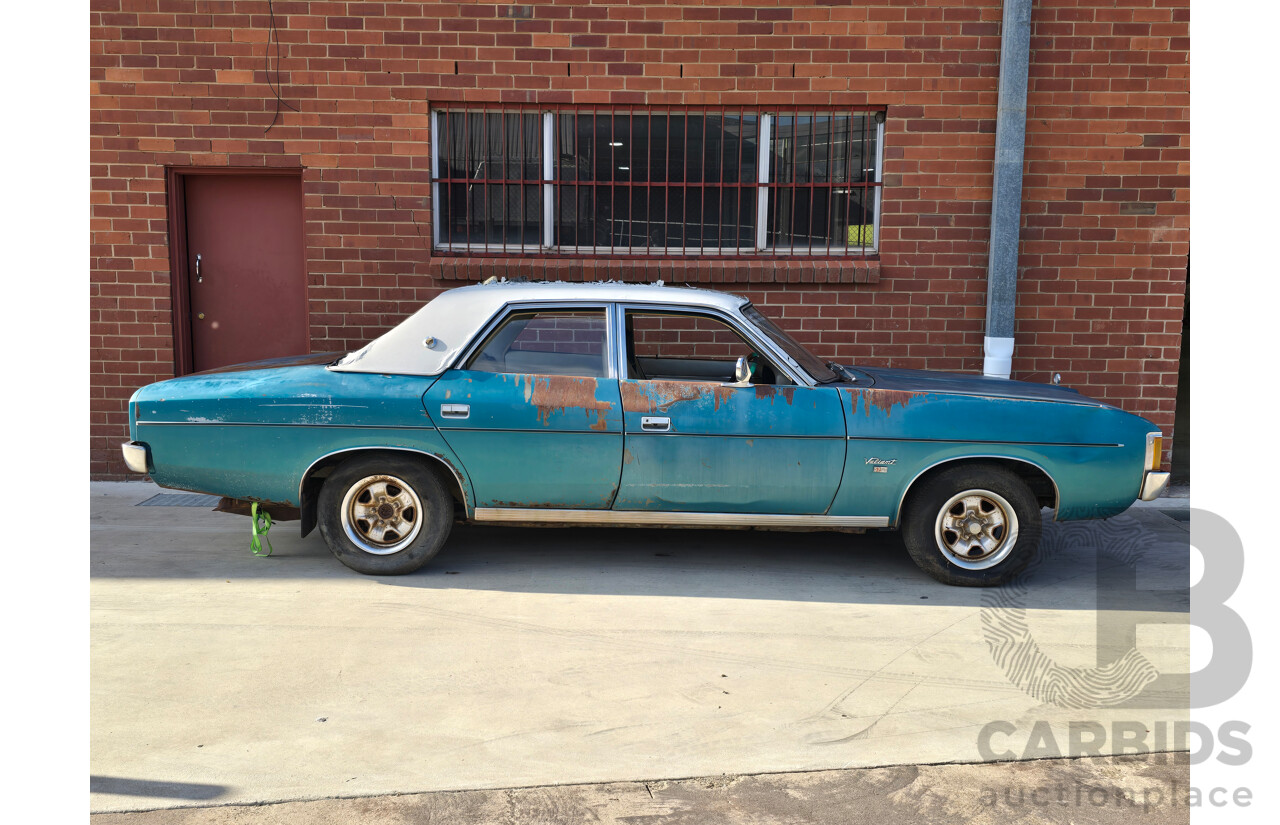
[522,375,613,430]
[754,385,796,405]
[620,380,735,413]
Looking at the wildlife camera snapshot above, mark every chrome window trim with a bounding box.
[541,111,555,249]
[872,118,885,251]
[755,113,772,251]
[609,302,627,380]
[430,110,442,248]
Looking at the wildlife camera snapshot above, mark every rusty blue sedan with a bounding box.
[123,282,1169,585]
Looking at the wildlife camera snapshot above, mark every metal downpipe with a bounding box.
[982,0,1034,378]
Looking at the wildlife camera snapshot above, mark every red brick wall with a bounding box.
[91,0,1188,478]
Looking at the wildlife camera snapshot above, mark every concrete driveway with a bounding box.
[90,482,1190,814]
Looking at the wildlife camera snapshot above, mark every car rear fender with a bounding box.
[298,447,471,537]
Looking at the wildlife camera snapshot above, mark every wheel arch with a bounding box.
[893,455,1059,527]
[298,447,470,537]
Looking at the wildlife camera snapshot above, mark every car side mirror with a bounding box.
[728,356,754,388]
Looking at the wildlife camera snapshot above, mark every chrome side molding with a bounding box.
[472,507,889,528]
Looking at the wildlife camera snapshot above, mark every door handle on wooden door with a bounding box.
[195,253,203,283]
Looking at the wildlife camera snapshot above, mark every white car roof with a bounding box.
[330,281,750,377]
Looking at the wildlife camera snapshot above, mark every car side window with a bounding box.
[466,309,607,378]
[624,310,789,385]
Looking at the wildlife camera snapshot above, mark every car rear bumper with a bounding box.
[1139,470,1170,501]
[121,441,151,474]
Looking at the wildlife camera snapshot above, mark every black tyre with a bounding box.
[900,463,1041,587]
[317,454,452,575]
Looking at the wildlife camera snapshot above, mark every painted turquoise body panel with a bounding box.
[125,301,1165,535]
[855,365,1110,406]
[613,379,846,513]
[131,365,471,508]
[827,382,1154,523]
[423,370,624,509]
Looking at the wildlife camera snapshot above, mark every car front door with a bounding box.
[423,306,624,509]
[613,307,847,515]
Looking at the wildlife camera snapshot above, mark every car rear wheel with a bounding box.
[317,454,452,575]
[901,464,1041,586]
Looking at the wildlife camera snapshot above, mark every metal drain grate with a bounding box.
[137,493,221,507]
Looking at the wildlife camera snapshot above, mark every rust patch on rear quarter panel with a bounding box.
[621,380,734,413]
[523,375,613,430]
[848,387,925,417]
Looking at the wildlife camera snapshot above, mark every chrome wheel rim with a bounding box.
[340,474,423,555]
[934,488,1019,570]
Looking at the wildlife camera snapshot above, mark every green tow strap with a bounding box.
[250,502,273,557]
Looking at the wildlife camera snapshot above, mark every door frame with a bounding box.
[165,167,308,376]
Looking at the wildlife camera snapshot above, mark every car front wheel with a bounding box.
[900,464,1041,586]
[317,454,452,575]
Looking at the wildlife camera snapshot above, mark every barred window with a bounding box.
[431,106,883,257]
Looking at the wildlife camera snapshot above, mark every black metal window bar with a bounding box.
[431,105,884,257]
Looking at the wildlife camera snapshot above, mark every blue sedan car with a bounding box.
[123,282,1169,586]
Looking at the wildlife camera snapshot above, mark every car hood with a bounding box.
[849,365,1114,408]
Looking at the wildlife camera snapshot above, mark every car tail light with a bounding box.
[1145,432,1164,471]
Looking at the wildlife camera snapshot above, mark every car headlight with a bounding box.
[1145,432,1163,471]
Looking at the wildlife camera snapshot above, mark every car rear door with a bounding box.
[423,305,624,509]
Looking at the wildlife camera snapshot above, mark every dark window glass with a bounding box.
[767,114,878,249]
[439,183,542,246]
[437,111,542,247]
[433,108,879,255]
[467,310,607,378]
[554,112,759,250]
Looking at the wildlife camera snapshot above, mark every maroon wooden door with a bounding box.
[182,174,308,372]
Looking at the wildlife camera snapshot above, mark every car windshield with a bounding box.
[741,304,840,384]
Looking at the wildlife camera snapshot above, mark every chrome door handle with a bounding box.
[440,404,470,419]
[195,253,203,283]
[641,416,670,432]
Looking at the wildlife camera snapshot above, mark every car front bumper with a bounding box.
[121,441,151,474]
[1139,470,1170,501]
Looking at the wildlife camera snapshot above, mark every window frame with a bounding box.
[448,299,816,387]
[621,307,794,386]
[463,307,612,379]
[430,106,885,258]
[456,302,619,380]
[609,302,812,387]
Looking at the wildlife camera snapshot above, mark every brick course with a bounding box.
[91,0,1189,478]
